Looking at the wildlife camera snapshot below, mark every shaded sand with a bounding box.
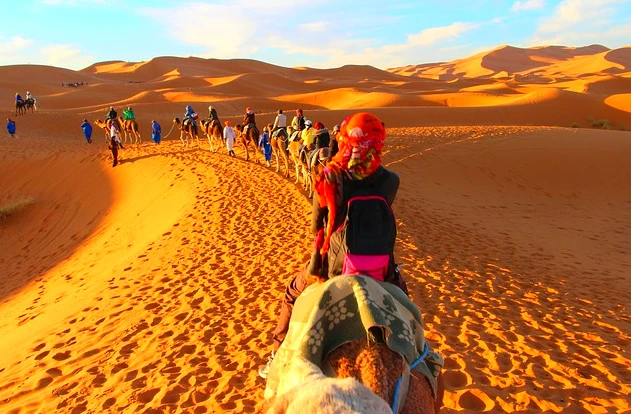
[1,44,630,412]
[0,124,629,413]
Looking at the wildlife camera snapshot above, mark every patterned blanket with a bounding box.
[265,275,443,400]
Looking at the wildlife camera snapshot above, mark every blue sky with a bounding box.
[1,0,629,70]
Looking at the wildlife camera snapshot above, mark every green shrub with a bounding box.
[591,119,611,129]
[571,123,581,128]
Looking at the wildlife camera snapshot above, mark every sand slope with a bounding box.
[0,44,630,413]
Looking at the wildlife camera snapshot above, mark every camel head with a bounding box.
[173,117,181,124]
[264,358,391,414]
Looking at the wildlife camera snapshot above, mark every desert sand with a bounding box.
[0,44,630,413]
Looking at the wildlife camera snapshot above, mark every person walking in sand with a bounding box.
[258,112,409,378]
[151,120,162,144]
[81,119,93,143]
[110,121,123,167]
[223,120,236,156]
[6,118,16,137]
[259,127,272,167]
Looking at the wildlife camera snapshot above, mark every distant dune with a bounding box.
[1,44,630,129]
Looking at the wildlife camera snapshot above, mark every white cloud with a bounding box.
[299,22,329,33]
[511,0,545,11]
[40,44,96,69]
[139,2,487,69]
[0,36,94,69]
[530,0,629,46]
[408,23,477,47]
[0,36,32,56]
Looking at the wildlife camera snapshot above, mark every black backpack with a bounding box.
[338,193,396,281]
[297,115,305,131]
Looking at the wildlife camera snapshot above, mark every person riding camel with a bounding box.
[313,121,330,149]
[208,105,220,126]
[123,106,135,121]
[258,112,408,378]
[242,107,256,135]
[183,105,197,129]
[272,109,287,137]
[105,106,118,130]
[300,119,315,152]
[290,109,306,141]
[15,93,24,104]
[25,91,33,103]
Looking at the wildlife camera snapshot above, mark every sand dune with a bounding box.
[0,44,630,413]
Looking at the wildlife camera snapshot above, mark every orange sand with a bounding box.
[0,45,630,413]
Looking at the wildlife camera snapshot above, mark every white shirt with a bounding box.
[223,126,236,142]
[273,114,287,129]
[110,124,119,138]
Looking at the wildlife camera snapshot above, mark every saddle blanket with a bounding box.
[265,275,443,399]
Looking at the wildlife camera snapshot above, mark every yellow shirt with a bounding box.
[301,127,314,146]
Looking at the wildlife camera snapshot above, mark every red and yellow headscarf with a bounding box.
[314,112,386,256]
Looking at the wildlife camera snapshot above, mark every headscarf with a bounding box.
[313,112,386,256]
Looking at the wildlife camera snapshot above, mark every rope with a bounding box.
[392,342,430,413]
[162,121,177,139]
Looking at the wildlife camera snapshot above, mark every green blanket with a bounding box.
[265,275,443,400]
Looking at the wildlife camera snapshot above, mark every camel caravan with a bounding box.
[89,104,446,412]
[14,91,38,116]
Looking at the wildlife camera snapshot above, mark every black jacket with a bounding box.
[308,167,403,289]
[314,128,330,149]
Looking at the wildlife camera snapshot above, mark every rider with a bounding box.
[300,119,315,152]
[271,109,287,137]
[123,106,135,121]
[258,112,407,378]
[183,105,197,128]
[15,93,24,104]
[242,107,256,135]
[106,106,117,121]
[290,109,305,140]
[208,105,220,124]
[25,91,33,102]
[313,121,330,149]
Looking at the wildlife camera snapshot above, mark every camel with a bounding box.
[118,116,141,145]
[94,119,123,145]
[264,275,444,414]
[15,100,25,116]
[24,98,35,114]
[268,124,291,177]
[200,119,224,152]
[234,123,260,163]
[173,117,200,148]
[305,147,329,199]
[287,130,308,186]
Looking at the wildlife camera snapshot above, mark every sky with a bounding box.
[1,0,630,71]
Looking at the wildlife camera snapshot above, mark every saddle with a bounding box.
[272,127,288,139]
[264,275,444,412]
[289,130,301,142]
[308,147,329,172]
[244,124,259,137]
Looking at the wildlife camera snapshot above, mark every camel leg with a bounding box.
[294,159,300,184]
